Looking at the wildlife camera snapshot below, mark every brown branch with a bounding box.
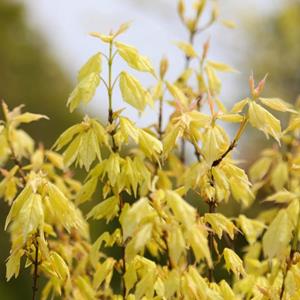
[212,117,248,168]
[32,236,39,300]
[207,200,216,282]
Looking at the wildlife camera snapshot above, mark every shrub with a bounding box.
[1,0,300,299]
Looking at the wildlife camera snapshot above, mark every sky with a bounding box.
[19,0,283,128]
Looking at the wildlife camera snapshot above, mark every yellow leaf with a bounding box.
[237,215,265,245]
[124,260,138,295]
[264,190,297,204]
[133,223,153,252]
[248,101,281,142]
[93,258,115,289]
[207,60,237,72]
[162,123,183,157]
[219,280,236,299]
[89,32,113,43]
[206,65,221,95]
[166,191,196,228]
[270,161,288,191]
[119,117,139,143]
[138,129,162,160]
[49,251,70,280]
[202,125,229,166]
[47,181,82,231]
[249,156,273,182]
[174,41,198,58]
[262,210,293,259]
[87,195,119,222]
[20,193,44,242]
[75,276,96,300]
[119,72,153,111]
[259,97,296,113]
[12,112,49,125]
[223,248,246,278]
[168,226,186,266]
[114,21,131,37]
[230,98,249,113]
[78,52,102,81]
[187,224,212,267]
[217,113,243,123]
[67,72,100,112]
[121,198,155,240]
[53,123,83,151]
[6,249,24,281]
[115,41,155,75]
[166,81,188,107]
[204,213,236,239]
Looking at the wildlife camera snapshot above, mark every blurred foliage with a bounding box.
[0,0,79,298]
[0,0,80,146]
[240,0,300,161]
[249,0,300,102]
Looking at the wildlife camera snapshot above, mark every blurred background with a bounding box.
[0,0,299,298]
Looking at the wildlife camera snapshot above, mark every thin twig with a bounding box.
[32,236,39,300]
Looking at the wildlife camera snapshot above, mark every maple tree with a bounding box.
[1,1,300,299]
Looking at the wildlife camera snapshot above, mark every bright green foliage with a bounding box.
[1,0,300,299]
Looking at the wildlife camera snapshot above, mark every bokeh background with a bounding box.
[0,0,299,298]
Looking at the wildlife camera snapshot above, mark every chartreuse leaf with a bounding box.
[202,125,229,166]
[174,41,198,58]
[90,32,113,43]
[76,177,98,205]
[119,72,153,111]
[134,259,156,299]
[115,41,155,75]
[119,117,139,143]
[248,101,281,142]
[53,123,83,151]
[168,226,186,266]
[166,81,188,107]
[237,215,265,245]
[49,251,70,281]
[125,223,153,261]
[87,195,119,223]
[5,183,31,230]
[20,193,44,243]
[75,276,96,300]
[223,248,246,278]
[124,260,138,295]
[46,181,83,232]
[259,97,296,113]
[217,113,243,123]
[187,224,212,267]
[204,213,237,239]
[207,60,237,72]
[138,129,162,160]
[12,112,49,125]
[113,22,131,38]
[219,280,236,299]
[6,249,24,281]
[163,123,184,157]
[78,52,102,81]
[67,72,100,112]
[263,209,294,259]
[249,156,273,182]
[93,258,115,290]
[206,65,221,95]
[166,191,196,228]
[230,98,249,113]
[54,118,108,170]
[264,190,297,204]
